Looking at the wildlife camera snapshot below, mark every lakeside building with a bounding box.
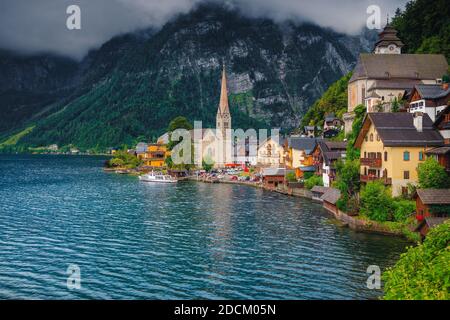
[312,141,347,187]
[354,112,444,197]
[137,143,170,168]
[408,82,450,122]
[283,137,319,179]
[413,189,450,239]
[343,23,448,134]
[261,167,289,190]
[256,136,285,166]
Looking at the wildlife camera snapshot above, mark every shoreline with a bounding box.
[186,176,416,242]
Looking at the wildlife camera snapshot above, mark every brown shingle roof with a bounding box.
[321,188,341,205]
[416,189,450,205]
[349,54,448,83]
[367,113,444,147]
[415,217,449,231]
[311,186,330,194]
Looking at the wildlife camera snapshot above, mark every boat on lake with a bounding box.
[139,171,177,183]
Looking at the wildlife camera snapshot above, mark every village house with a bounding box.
[343,23,448,134]
[138,143,170,168]
[312,141,347,187]
[433,105,450,143]
[303,126,317,138]
[284,137,318,179]
[413,189,450,239]
[321,188,341,215]
[311,186,331,202]
[354,112,444,197]
[257,136,285,166]
[261,167,288,190]
[408,82,450,122]
[323,114,342,138]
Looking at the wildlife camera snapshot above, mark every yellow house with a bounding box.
[355,112,444,197]
[283,137,319,179]
[138,143,170,168]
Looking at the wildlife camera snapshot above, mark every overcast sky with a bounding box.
[0,0,408,60]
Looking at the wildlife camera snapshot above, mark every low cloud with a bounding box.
[0,0,407,60]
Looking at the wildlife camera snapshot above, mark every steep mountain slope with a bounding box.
[1,3,373,151]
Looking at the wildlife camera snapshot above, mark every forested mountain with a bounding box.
[0,3,373,152]
[392,0,449,62]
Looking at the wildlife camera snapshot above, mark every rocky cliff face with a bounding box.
[0,3,374,150]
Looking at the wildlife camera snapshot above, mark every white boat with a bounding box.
[139,171,177,183]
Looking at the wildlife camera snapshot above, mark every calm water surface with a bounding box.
[0,155,408,299]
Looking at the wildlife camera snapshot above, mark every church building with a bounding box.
[193,65,234,167]
[343,22,448,134]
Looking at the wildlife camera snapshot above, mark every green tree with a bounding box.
[168,116,193,132]
[301,73,351,128]
[392,199,416,222]
[346,104,366,161]
[304,175,323,189]
[108,150,141,169]
[391,97,400,113]
[383,220,450,300]
[202,156,214,172]
[360,181,393,222]
[418,158,449,189]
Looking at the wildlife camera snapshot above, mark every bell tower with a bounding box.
[216,64,231,137]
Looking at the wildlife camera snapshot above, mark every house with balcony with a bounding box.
[408,82,450,122]
[284,137,319,179]
[137,143,170,168]
[312,141,347,187]
[354,112,444,197]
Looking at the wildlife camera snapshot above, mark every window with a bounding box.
[384,151,388,162]
[404,171,410,179]
[376,134,380,141]
[419,151,424,161]
[402,187,408,195]
[365,135,368,142]
[364,151,367,158]
[370,133,374,142]
[403,151,410,161]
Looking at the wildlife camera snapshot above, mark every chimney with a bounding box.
[413,112,423,132]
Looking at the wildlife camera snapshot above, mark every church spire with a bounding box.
[218,64,230,115]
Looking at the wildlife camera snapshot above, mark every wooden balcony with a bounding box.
[360,157,382,167]
[360,175,392,185]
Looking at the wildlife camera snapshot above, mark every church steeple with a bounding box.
[373,19,404,54]
[216,64,231,134]
[218,64,230,115]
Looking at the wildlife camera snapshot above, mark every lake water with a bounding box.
[0,155,409,299]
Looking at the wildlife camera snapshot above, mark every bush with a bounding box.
[108,150,141,169]
[392,199,416,222]
[286,171,297,182]
[360,181,393,222]
[418,158,450,189]
[304,175,323,190]
[383,220,450,300]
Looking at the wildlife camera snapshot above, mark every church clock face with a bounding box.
[388,44,396,51]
